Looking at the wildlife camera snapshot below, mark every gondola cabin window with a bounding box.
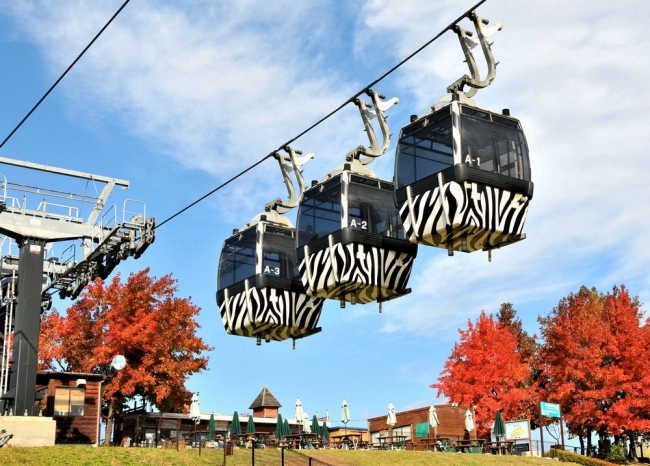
[262,226,295,279]
[218,229,256,289]
[296,182,342,247]
[460,106,530,181]
[347,176,404,239]
[395,111,453,189]
[54,386,85,416]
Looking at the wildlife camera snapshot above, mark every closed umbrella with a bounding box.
[387,402,397,429]
[295,398,305,433]
[341,399,350,437]
[465,409,475,432]
[189,393,201,456]
[311,415,320,438]
[275,413,284,441]
[246,415,256,434]
[341,399,350,425]
[283,418,290,437]
[303,413,311,433]
[207,413,216,440]
[189,393,201,423]
[321,421,329,443]
[494,410,506,441]
[230,411,242,438]
[429,405,440,446]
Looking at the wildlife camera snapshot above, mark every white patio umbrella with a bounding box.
[341,399,350,438]
[465,409,475,432]
[341,399,350,425]
[387,402,397,429]
[302,413,311,433]
[295,398,305,433]
[189,393,201,423]
[189,393,202,456]
[429,405,440,429]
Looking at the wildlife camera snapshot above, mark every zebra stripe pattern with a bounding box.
[400,180,529,252]
[298,241,415,303]
[219,282,323,341]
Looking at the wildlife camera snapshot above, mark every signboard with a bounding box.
[540,402,561,418]
[505,420,531,440]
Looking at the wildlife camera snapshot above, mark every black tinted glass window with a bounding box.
[219,228,256,289]
[396,113,453,188]
[461,115,530,181]
[262,230,296,280]
[347,182,405,239]
[296,183,342,247]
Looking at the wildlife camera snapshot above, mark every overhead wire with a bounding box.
[0,0,132,149]
[0,0,486,228]
[155,0,486,229]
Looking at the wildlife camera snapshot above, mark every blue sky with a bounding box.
[1,0,649,435]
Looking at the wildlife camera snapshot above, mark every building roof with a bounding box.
[249,386,282,409]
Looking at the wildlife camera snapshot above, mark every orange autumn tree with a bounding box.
[431,308,537,435]
[38,268,212,445]
[537,285,650,458]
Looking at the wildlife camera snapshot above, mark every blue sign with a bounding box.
[540,402,561,418]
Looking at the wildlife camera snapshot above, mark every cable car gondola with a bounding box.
[394,13,533,258]
[217,147,324,346]
[296,90,418,309]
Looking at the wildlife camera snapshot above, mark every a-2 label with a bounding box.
[350,219,367,230]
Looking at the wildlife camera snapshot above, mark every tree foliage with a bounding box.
[38,268,212,443]
[537,285,650,451]
[431,308,537,435]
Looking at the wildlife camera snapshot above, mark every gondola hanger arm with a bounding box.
[345,89,398,165]
[447,13,502,97]
[265,146,313,214]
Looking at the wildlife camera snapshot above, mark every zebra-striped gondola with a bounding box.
[395,99,533,255]
[217,219,324,343]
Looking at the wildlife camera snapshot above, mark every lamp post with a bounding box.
[99,355,126,446]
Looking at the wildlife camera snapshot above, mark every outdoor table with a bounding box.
[483,440,515,455]
[330,433,362,450]
[283,433,316,449]
[378,435,407,450]
[419,437,443,451]
[453,439,483,453]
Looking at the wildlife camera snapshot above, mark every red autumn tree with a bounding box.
[431,309,537,435]
[38,268,212,445]
[538,285,650,458]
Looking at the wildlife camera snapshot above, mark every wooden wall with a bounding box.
[367,405,474,450]
[36,372,102,444]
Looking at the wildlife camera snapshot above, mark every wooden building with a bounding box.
[35,371,103,444]
[249,386,281,419]
[367,404,474,450]
[114,386,296,447]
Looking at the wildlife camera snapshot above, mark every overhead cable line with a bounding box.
[0,0,131,149]
[155,0,486,229]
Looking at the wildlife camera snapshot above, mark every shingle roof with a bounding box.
[249,386,282,409]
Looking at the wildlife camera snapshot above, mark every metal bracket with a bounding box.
[447,13,503,97]
[264,146,313,214]
[345,89,398,164]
